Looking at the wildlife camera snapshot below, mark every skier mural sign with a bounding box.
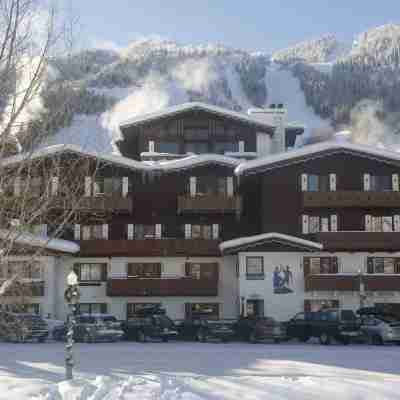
[273,265,294,294]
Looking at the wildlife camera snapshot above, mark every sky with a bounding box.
[65,0,400,53]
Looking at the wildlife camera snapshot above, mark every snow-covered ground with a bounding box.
[0,341,399,399]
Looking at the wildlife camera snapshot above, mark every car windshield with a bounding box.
[153,315,174,328]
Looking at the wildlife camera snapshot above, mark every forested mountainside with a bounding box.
[19,23,400,153]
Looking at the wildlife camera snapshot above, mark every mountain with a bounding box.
[23,24,400,154]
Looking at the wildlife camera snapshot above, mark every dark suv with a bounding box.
[0,312,49,343]
[121,307,178,342]
[286,309,362,345]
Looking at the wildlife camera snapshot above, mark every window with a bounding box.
[185,142,209,154]
[303,175,330,192]
[306,257,339,274]
[82,225,104,240]
[158,142,179,154]
[75,263,107,282]
[133,225,159,239]
[5,261,42,280]
[196,176,227,196]
[93,178,122,196]
[365,215,399,232]
[305,300,339,312]
[303,215,336,233]
[191,224,213,239]
[77,303,107,315]
[214,142,238,154]
[370,175,392,192]
[127,303,161,319]
[367,258,400,274]
[185,263,218,280]
[127,263,161,278]
[246,257,265,280]
[185,303,219,319]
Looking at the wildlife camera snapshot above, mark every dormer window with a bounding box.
[364,174,395,191]
[301,174,336,192]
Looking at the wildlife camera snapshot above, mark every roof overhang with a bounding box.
[119,102,275,133]
[235,141,400,176]
[220,232,323,254]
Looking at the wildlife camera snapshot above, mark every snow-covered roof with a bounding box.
[235,140,400,176]
[220,232,323,253]
[119,102,275,132]
[1,144,240,173]
[0,229,80,254]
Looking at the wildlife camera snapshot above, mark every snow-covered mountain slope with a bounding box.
[31,24,400,154]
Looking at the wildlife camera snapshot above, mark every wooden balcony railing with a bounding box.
[316,232,400,252]
[107,277,218,297]
[55,196,133,213]
[303,191,400,208]
[305,274,400,292]
[78,239,221,257]
[177,195,242,214]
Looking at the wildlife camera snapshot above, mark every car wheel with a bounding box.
[319,332,331,345]
[138,331,147,343]
[249,332,257,344]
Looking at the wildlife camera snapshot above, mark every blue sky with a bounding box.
[67,0,400,52]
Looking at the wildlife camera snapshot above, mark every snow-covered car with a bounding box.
[53,314,124,343]
[358,308,400,345]
[0,312,49,343]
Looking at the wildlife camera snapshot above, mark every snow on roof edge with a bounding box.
[119,102,275,131]
[235,140,400,176]
[220,232,323,253]
[0,229,80,254]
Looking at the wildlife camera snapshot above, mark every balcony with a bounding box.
[316,232,400,252]
[53,196,133,213]
[177,195,242,215]
[107,277,218,297]
[305,274,400,292]
[78,239,221,257]
[303,191,400,208]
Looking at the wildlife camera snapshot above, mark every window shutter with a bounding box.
[127,224,134,240]
[395,215,400,232]
[363,174,370,191]
[102,224,109,240]
[365,215,372,232]
[185,224,191,239]
[238,140,245,153]
[330,215,338,232]
[189,177,196,197]
[301,174,308,192]
[122,177,129,197]
[148,140,155,152]
[321,217,329,232]
[212,224,219,239]
[74,224,81,240]
[155,224,162,239]
[84,177,92,196]
[393,174,399,191]
[227,177,234,197]
[331,258,339,274]
[366,257,374,274]
[329,174,337,191]
[302,215,309,234]
[82,226,90,240]
[303,257,311,277]
[51,177,59,196]
[101,264,108,281]
[14,177,21,196]
[184,303,192,319]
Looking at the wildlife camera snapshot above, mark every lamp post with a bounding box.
[64,269,80,380]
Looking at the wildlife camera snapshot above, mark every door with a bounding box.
[246,300,264,317]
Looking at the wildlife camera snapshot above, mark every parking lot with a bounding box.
[1,341,400,399]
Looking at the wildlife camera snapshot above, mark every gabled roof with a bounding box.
[235,140,400,176]
[220,232,323,254]
[119,102,275,132]
[0,229,79,254]
[1,144,240,173]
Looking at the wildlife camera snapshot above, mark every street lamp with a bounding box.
[64,269,80,380]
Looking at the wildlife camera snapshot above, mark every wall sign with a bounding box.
[273,265,294,294]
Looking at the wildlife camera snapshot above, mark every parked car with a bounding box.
[177,318,235,342]
[121,306,178,342]
[233,316,287,343]
[0,312,49,343]
[357,307,400,345]
[53,314,124,343]
[286,309,362,345]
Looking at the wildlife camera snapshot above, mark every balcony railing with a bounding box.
[316,232,400,252]
[55,196,132,213]
[107,276,218,297]
[305,274,400,291]
[78,239,221,257]
[177,195,242,215]
[303,191,400,208]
